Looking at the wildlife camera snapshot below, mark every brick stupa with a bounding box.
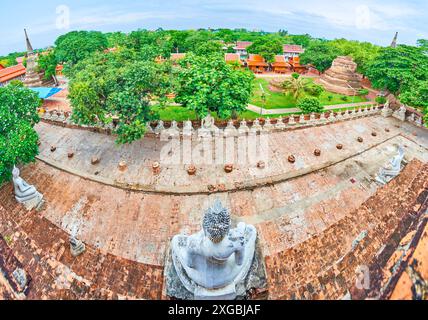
[318,56,363,96]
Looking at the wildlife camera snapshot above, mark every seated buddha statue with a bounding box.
[171,199,257,300]
[376,146,405,185]
[12,166,43,210]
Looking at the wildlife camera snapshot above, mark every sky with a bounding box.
[1,0,427,55]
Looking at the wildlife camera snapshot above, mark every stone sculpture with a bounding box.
[199,114,220,137]
[393,105,407,122]
[12,166,44,211]
[275,117,285,129]
[182,120,194,137]
[263,118,273,131]
[70,236,86,257]
[381,100,393,118]
[288,115,296,125]
[171,199,257,300]
[375,146,406,185]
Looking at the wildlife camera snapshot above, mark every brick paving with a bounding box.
[0,117,427,300]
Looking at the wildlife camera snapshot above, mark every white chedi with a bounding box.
[12,166,44,211]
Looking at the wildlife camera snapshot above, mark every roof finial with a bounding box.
[391,32,398,48]
[24,29,34,53]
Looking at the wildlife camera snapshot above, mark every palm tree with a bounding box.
[282,74,307,101]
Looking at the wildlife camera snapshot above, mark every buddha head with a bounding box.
[202,199,231,243]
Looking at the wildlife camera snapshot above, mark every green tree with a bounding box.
[300,40,340,73]
[68,49,172,144]
[175,53,254,119]
[55,31,108,66]
[37,51,58,80]
[192,41,223,56]
[0,83,41,184]
[366,45,428,94]
[247,38,283,63]
[297,97,323,114]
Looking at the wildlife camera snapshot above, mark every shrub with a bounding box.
[341,96,349,102]
[291,72,300,79]
[358,89,369,96]
[327,95,333,101]
[297,97,324,114]
[305,84,325,97]
[375,96,387,105]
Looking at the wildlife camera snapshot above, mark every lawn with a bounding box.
[250,78,368,110]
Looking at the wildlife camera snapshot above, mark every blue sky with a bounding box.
[1,0,427,55]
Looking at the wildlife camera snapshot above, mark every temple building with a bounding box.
[225,53,243,66]
[318,56,363,95]
[283,44,305,59]
[233,41,253,59]
[271,55,290,74]
[0,64,26,86]
[246,54,269,73]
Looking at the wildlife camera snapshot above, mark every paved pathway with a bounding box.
[247,101,377,116]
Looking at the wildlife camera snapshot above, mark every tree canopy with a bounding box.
[0,83,41,184]
[68,48,172,144]
[247,37,283,63]
[55,31,108,66]
[175,53,254,119]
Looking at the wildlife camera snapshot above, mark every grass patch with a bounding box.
[250,78,368,110]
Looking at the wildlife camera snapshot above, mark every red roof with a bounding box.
[225,53,241,63]
[0,64,26,83]
[0,64,5,70]
[234,41,253,50]
[171,53,186,61]
[283,44,305,54]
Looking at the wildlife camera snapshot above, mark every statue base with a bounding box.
[164,241,267,300]
[16,193,44,211]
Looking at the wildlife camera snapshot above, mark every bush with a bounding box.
[291,73,300,79]
[341,95,349,102]
[375,96,387,104]
[305,84,325,97]
[297,97,324,114]
[327,95,333,101]
[358,89,369,96]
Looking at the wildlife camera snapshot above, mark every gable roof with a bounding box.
[0,64,26,83]
[170,53,186,61]
[247,54,269,67]
[234,41,253,50]
[283,44,305,54]
[272,55,289,67]
[225,53,241,62]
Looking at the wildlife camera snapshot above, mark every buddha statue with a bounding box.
[171,199,257,300]
[12,166,44,210]
[376,146,405,185]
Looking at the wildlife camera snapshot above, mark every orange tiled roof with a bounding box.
[272,55,289,67]
[283,44,305,54]
[246,54,268,67]
[0,64,5,70]
[0,64,26,83]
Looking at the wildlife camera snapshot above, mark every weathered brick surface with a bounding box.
[264,161,428,300]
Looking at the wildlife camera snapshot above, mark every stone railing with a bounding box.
[386,104,425,127]
[38,105,383,139]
